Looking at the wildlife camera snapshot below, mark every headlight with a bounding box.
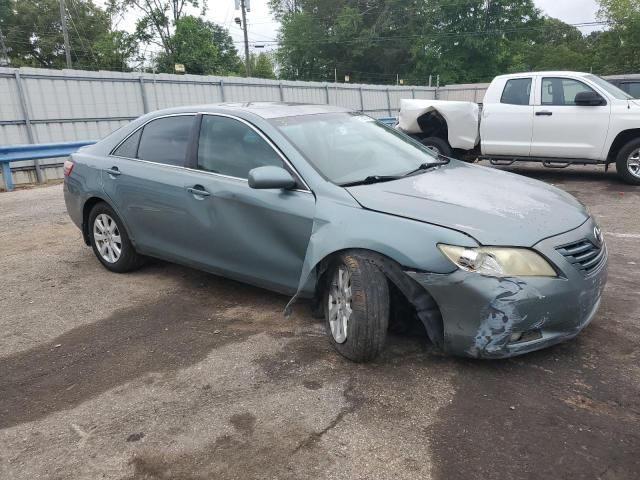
[438,244,556,277]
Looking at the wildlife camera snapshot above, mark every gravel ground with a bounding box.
[0,164,638,479]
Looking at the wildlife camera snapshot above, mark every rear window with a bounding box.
[501,78,532,105]
[136,115,194,166]
[112,129,141,158]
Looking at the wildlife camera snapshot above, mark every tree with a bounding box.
[270,0,603,85]
[0,0,137,70]
[250,52,276,79]
[115,0,206,60]
[270,0,419,83]
[154,16,241,75]
[508,17,591,73]
[592,0,640,74]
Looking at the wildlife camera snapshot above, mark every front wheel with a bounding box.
[616,138,640,185]
[323,252,389,362]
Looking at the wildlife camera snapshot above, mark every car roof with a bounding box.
[147,102,352,119]
[495,71,592,80]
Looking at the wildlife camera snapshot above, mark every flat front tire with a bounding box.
[88,202,142,273]
[324,252,389,362]
[616,138,640,185]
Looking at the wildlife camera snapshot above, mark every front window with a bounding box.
[542,78,598,106]
[269,113,440,185]
[197,115,284,179]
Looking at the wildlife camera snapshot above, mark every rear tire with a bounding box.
[615,138,640,185]
[421,136,453,158]
[323,252,389,362]
[88,202,143,273]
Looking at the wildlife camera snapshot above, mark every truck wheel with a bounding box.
[324,252,389,362]
[616,138,640,185]
[421,137,453,158]
[89,202,143,273]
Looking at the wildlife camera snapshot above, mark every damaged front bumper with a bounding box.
[407,219,608,359]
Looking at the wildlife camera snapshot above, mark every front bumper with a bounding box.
[408,218,608,359]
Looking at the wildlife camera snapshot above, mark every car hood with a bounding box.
[345,161,589,247]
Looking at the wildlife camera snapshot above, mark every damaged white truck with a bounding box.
[397,71,640,185]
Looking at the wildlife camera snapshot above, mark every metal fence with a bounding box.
[0,66,442,186]
[2,66,636,188]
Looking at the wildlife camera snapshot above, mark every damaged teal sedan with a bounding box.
[63,103,608,362]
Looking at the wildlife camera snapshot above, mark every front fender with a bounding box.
[287,197,478,311]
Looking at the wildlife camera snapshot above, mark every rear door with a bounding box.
[480,76,534,156]
[102,114,200,260]
[530,77,611,160]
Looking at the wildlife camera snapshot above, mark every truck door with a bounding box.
[480,76,534,156]
[530,77,611,160]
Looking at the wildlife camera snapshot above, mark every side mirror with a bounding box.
[248,166,297,190]
[575,91,605,106]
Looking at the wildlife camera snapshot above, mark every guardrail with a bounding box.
[0,141,96,192]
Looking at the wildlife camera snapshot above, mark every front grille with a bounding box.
[556,239,606,275]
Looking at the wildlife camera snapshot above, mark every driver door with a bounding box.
[531,77,611,160]
[181,114,316,294]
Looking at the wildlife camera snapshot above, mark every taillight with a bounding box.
[63,159,75,177]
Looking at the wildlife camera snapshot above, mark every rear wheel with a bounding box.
[323,252,389,362]
[616,138,640,185]
[88,202,143,273]
[421,136,453,158]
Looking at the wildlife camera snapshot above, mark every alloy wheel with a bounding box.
[327,266,352,344]
[93,213,122,263]
[628,149,640,179]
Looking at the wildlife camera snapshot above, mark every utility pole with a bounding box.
[0,27,9,66]
[240,0,250,76]
[59,0,72,68]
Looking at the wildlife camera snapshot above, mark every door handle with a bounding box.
[187,186,211,197]
[536,111,553,116]
[105,167,121,176]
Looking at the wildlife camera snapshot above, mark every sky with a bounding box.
[119,0,603,56]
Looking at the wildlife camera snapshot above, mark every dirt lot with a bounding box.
[1,164,639,480]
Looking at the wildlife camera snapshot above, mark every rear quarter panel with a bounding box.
[63,151,111,235]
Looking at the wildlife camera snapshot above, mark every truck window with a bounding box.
[623,82,640,98]
[542,78,597,106]
[501,78,532,105]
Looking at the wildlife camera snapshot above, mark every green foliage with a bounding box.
[154,16,241,75]
[0,0,137,69]
[117,0,206,55]
[592,0,640,74]
[250,52,276,79]
[270,0,640,84]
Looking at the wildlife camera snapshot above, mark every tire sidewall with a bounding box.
[616,138,640,185]
[323,253,389,362]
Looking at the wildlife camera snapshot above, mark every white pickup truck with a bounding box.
[397,71,640,184]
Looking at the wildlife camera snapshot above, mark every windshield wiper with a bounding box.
[340,175,403,187]
[403,159,449,177]
[340,159,451,187]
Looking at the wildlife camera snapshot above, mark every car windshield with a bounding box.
[586,74,633,100]
[269,112,441,185]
